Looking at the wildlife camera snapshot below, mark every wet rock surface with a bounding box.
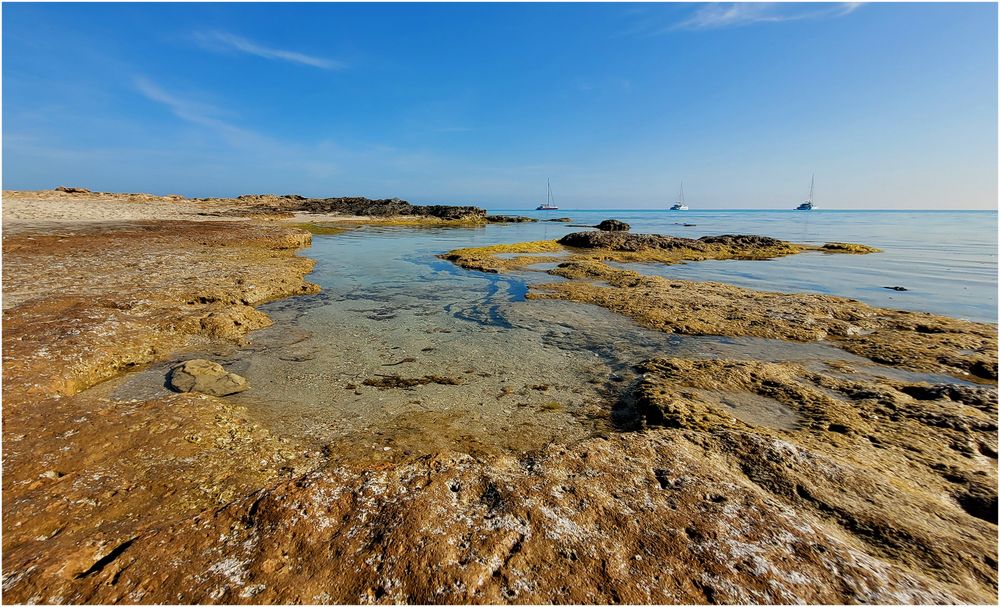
[536,259,997,380]
[559,231,791,254]
[169,359,249,396]
[441,240,566,273]
[443,232,874,275]
[594,219,631,231]
[822,242,883,254]
[362,374,463,389]
[2,221,319,396]
[487,215,538,223]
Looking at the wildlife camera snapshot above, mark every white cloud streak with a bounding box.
[675,2,863,31]
[133,76,266,147]
[193,30,343,69]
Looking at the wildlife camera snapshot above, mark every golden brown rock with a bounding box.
[441,233,876,273]
[168,359,249,396]
[532,259,996,380]
[2,221,319,397]
[3,199,996,604]
[5,432,986,603]
[629,357,997,598]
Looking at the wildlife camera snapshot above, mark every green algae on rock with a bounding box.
[820,241,883,254]
[288,222,350,235]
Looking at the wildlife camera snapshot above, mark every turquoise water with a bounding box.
[487,209,998,323]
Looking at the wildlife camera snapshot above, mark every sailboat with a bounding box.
[536,179,559,210]
[670,182,688,210]
[795,175,817,210]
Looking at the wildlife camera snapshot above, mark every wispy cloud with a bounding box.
[133,76,266,147]
[192,30,343,69]
[130,76,455,189]
[675,2,862,31]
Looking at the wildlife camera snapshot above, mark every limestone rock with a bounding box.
[168,359,248,396]
[198,306,271,340]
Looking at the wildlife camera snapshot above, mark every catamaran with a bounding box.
[796,175,817,210]
[536,179,559,210]
[670,181,688,210]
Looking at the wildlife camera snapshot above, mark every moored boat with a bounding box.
[536,179,559,210]
[796,175,817,210]
[670,181,688,210]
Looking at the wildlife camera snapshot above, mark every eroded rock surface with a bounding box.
[558,231,797,256]
[3,210,996,604]
[629,357,997,594]
[443,232,873,274]
[169,359,249,396]
[2,219,323,603]
[2,221,319,396]
[5,432,987,604]
[537,260,997,380]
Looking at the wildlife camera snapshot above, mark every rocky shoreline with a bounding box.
[2,190,997,603]
[215,194,488,222]
[2,188,489,226]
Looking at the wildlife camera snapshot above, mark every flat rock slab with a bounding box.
[168,359,248,396]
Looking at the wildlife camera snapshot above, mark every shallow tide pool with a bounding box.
[111,213,994,457]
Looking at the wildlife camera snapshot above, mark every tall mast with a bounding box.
[808,174,814,204]
[547,179,552,206]
[680,181,685,205]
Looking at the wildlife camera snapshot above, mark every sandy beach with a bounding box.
[1,188,996,603]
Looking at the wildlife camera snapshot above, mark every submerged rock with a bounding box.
[362,374,462,389]
[884,286,909,292]
[823,242,882,254]
[544,217,573,222]
[168,359,248,396]
[595,219,631,231]
[486,215,537,223]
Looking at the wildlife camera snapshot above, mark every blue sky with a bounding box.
[3,2,997,209]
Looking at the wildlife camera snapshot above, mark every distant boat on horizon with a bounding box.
[796,175,817,210]
[536,179,559,210]
[670,181,689,210]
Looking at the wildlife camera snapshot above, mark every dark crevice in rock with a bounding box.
[74,537,137,579]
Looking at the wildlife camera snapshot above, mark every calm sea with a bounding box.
[484,209,998,323]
